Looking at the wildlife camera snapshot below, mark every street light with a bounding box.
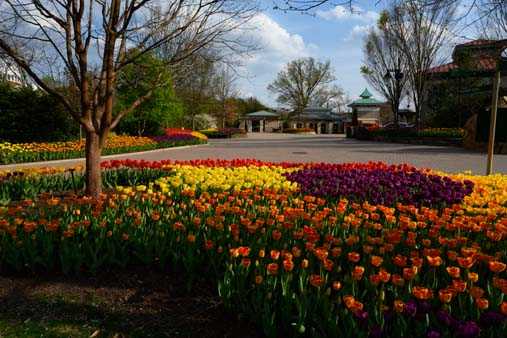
[486,47,507,175]
[384,61,404,126]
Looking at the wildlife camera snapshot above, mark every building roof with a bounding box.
[348,88,383,107]
[245,110,280,118]
[427,39,507,75]
[427,57,497,74]
[296,107,342,121]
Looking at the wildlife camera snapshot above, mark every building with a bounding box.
[240,107,345,134]
[288,107,343,134]
[426,39,507,152]
[347,88,385,128]
[0,59,26,87]
[240,110,281,132]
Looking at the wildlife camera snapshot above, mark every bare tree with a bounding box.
[476,0,507,39]
[387,0,457,128]
[213,66,237,128]
[361,11,409,125]
[273,0,351,12]
[268,57,336,120]
[0,0,257,197]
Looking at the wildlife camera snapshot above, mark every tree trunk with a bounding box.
[85,131,102,198]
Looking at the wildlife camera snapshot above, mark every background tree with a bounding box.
[361,10,409,125]
[115,52,183,136]
[476,0,507,39]
[212,67,238,128]
[0,0,257,197]
[0,81,79,142]
[267,57,336,120]
[388,0,457,128]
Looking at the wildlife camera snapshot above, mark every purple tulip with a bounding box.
[456,321,480,338]
[284,164,473,207]
[479,311,506,328]
[427,329,441,338]
[404,300,417,317]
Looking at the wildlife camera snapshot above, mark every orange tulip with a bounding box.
[283,259,294,272]
[412,286,433,300]
[452,279,467,293]
[332,281,342,291]
[426,255,442,267]
[475,298,489,310]
[500,302,507,316]
[457,256,475,269]
[267,263,279,275]
[392,274,405,287]
[446,266,461,279]
[352,266,365,281]
[255,275,263,284]
[439,289,454,303]
[309,274,325,288]
[348,252,361,263]
[270,250,280,260]
[241,258,251,268]
[488,260,506,273]
[469,286,484,299]
[393,254,407,267]
[378,269,391,283]
[403,267,418,281]
[394,300,405,313]
[370,255,383,267]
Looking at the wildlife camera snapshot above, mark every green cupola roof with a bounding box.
[360,88,373,98]
[348,88,383,107]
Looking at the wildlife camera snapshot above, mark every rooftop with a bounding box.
[245,110,280,118]
[348,88,383,107]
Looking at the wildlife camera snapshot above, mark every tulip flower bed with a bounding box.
[0,159,506,337]
[0,134,206,164]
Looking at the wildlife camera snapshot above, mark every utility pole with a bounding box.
[486,47,506,175]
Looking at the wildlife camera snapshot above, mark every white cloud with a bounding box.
[345,24,373,42]
[236,13,317,105]
[317,5,379,23]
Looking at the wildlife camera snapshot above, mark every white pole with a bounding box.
[486,70,501,175]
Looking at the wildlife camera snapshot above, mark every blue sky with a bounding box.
[236,1,390,108]
[237,1,475,108]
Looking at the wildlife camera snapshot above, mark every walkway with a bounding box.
[2,134,507,174]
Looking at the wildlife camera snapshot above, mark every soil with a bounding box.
[0,267,262,338]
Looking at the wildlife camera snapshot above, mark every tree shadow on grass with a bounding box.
[0,268,261,338]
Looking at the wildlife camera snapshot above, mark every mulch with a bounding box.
[0,267,262,337]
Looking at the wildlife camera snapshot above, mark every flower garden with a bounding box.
[0,159,506,337]
[0,130,207,165]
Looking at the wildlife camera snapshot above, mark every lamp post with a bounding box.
[486,47,507,175]
[384,59,404,126]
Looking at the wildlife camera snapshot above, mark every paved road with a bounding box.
[3,133,507,174]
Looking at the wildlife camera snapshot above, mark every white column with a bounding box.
[247,120,252,133]
[261,119,265,132]
[328,122,333,134]
[317,123,321,134]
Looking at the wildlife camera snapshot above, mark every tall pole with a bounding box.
[486,69,501,175]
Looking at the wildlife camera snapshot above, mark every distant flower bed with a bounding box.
[164,128,208,141]
[200,128,247,138]
[0,134,206,165]
[284,128,315,134]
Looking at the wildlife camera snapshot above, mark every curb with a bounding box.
[0,143,209,170]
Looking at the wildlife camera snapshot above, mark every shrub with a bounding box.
[200,128,247,138]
